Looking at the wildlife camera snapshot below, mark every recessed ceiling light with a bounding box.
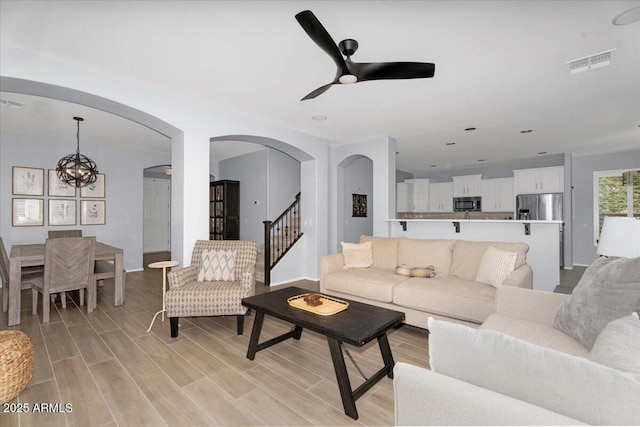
[538,151,548,155]
[520,129,533,133]
[478,159,485,162]
[446,142,456,146]
[430,164,437,168]
[311,115,327,121]
[464,127,476,131]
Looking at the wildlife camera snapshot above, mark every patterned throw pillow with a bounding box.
[197,249,236,282]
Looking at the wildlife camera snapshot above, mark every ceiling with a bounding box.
[1,1,639,174]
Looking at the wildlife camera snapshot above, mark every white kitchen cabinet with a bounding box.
[481,177,514,212]
[406,179,430,211]
[514,166,564,194]
[397,182,410,212]
[397,179,430,212]
[453,174,482,197]
[429,182,453,212]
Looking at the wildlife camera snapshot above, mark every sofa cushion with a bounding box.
[589,312,640,375]
[397,238,454,278]
[475,247,517,287]
[323,268,405,303]
[553,256,640,349]
[428,318,640,425]
[359,236,401,269]
[197,249,236,282]
[450,241,528,281]
[393,277,495,324]
[481,314,589,357]
[341,241,373,269]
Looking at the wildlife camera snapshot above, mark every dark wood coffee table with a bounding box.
[241,286,405,420]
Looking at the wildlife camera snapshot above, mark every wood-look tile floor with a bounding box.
[0,253,430,427]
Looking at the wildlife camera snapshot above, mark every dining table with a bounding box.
[8,241,124,326]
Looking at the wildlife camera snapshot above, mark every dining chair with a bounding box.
[31,237,96,323]
[47,230,119,307]
[47,230,83,238]
[47,230,84,306]
[0,237,43,313]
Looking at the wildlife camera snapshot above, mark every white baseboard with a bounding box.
[268,277,319,287]
[572,263,590,267]
[126,268,143,273]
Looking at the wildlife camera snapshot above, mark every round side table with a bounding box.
[147,260,180,332]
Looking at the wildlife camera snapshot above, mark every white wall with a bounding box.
[0,130,170,271]
[1,45,330,282]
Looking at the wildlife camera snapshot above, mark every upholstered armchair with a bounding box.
[166,240,257,337]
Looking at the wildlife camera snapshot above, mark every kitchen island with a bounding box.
[386,219,562,292]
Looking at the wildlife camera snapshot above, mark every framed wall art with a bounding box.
[81,200,106,225]
[12,198,44,226]
[80,173,105,198]
[49,199,77,226]
[48,169,76,197]
[352,193,367,217]
[12,166,44,196]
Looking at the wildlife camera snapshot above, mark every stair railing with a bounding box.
[262,192,303,286]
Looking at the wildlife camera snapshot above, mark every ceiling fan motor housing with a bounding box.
[339,39,359,57]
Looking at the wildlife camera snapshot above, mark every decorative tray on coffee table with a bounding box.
[287,293,349,316]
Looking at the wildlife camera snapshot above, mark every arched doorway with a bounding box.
[337,155,374,248]
[143,165,172,253]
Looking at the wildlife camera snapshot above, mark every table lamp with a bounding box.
[596,216,640,258]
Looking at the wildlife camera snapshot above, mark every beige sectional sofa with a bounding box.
[394,286,640,425]
[320,235,532,329]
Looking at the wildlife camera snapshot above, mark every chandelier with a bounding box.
[56,117,99,187]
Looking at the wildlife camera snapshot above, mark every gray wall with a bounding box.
[572,149,640,265]
[218,147,300,246]
[344,156,374,243]
[1,130,171,271]
[396,169,413,183]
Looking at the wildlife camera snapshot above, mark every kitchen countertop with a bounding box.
[387,218,563,224]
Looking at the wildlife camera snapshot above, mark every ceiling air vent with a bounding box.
[567,49,615,75]
[0,98,25,108]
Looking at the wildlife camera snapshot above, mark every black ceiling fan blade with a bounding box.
[351,61,435,82]
[295,10,348,72]
[301,82,335,100]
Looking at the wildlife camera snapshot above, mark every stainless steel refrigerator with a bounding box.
[516,193,564,267]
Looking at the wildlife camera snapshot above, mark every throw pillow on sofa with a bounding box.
[589,312,640,375]
[553,256,640,349]
[341,241,373,269]
[427,317,640,425]
[475,246,517,287]
[197,249,236,281]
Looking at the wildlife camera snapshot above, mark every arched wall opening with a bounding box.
[210,134,316,286]
[0,77,181,270]
[336,155,374,246]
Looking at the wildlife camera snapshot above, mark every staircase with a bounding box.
[259,193,303,286]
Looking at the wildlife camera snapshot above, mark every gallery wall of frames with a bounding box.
[11,166,106,227]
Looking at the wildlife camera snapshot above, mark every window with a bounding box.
[593,169,640,245]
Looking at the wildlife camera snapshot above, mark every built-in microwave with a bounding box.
[453,196,482,212]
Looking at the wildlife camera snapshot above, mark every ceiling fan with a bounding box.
[295,10,436,100]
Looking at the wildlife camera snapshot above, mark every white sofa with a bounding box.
[394,286,640,425]
[320,236,532,329]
